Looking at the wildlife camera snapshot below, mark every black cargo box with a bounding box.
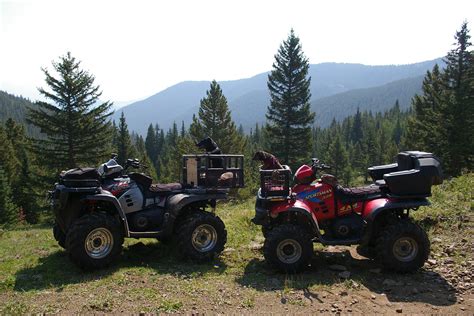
[368,163,398,181]
[368,151,443,197]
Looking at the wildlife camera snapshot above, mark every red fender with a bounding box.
[362,198,390,219]
[269,199,319,230]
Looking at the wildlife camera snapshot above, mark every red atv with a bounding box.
[252,151,443,273]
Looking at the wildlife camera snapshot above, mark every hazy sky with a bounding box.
[1,0,473,103]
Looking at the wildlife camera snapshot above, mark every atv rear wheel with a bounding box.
[66,212,124,270]
[177,211,227,262]
[263,224,313,273]
[53,223,66,249]
[375,219,430,273]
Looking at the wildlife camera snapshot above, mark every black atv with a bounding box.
[50,143,244,270]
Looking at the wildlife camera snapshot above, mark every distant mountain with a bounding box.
[115,58,442,134]
[0,90,41,136]
[312,75,424,128]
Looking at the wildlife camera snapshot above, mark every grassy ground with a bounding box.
[0,174,472,314]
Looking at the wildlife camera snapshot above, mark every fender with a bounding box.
[84,192,131,237]
[158,192,228,237]
[269,199,320,234]
[166,192,228,214]
[362,197,430,223]
[361,197,430,244]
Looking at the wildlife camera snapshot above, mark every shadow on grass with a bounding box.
[236,248,456,307]
[13,240,227,292]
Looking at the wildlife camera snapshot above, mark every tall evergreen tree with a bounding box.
[405,22,474,175]
[189,80,244,153]
[404,65,445,152]
[327,135,351,184]
[28,52,113,170]
[442,22,474,174]
[145,124,158,165]
[4,119,39,223]
[351,107,363,144]
[265,29,315,167]
[0,166,17,225]
[117,112,136,165]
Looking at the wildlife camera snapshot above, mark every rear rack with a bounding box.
[259,166,291,198]
[182,154,244,189]
[60,179,101,188]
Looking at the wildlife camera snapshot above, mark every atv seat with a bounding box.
[336,185,382,202]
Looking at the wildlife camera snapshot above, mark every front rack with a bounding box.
[259,166,291,198]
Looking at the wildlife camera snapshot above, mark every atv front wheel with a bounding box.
[376,219,430,273]
[53,223,66,249]
[177,211,227,262]
[66,213,124,270]
[263,224,313,273]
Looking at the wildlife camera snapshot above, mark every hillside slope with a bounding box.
[0,91,41,136]
[312,75,423,127]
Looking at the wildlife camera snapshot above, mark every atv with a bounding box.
[50,146,244,270]
[252,151,443,273]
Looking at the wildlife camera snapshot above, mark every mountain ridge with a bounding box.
[114,58,442,134]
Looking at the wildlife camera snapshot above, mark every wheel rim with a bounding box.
[392,236,418,262]
[191,224,218,253]
[85,228,114,259]
[276,239,302,264]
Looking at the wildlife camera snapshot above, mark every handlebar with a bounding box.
[124,158,147,171]
[311,158,331,171]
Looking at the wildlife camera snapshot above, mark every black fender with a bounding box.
[362,198,430,243]
[158,192,228,237]
[84,192,130,237]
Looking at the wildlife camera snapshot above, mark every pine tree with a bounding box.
[327,135,351,185]
[405,22,474,175]
[0,125,18,183]
[442,21,474,174]
[4,119,39,223]
[404,65,445,153]
[117,112,136,165]
[0,165,17,225]
[189,80,244,153]
[350,107,363,144]
[27,52,113,171]
[145,124,158,166]
[266,29,315,167]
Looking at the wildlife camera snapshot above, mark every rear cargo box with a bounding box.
[182,154,244,188]
[368,163,398,181]
[384,151,443,197]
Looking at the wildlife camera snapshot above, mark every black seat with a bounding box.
[336,185,382,202]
